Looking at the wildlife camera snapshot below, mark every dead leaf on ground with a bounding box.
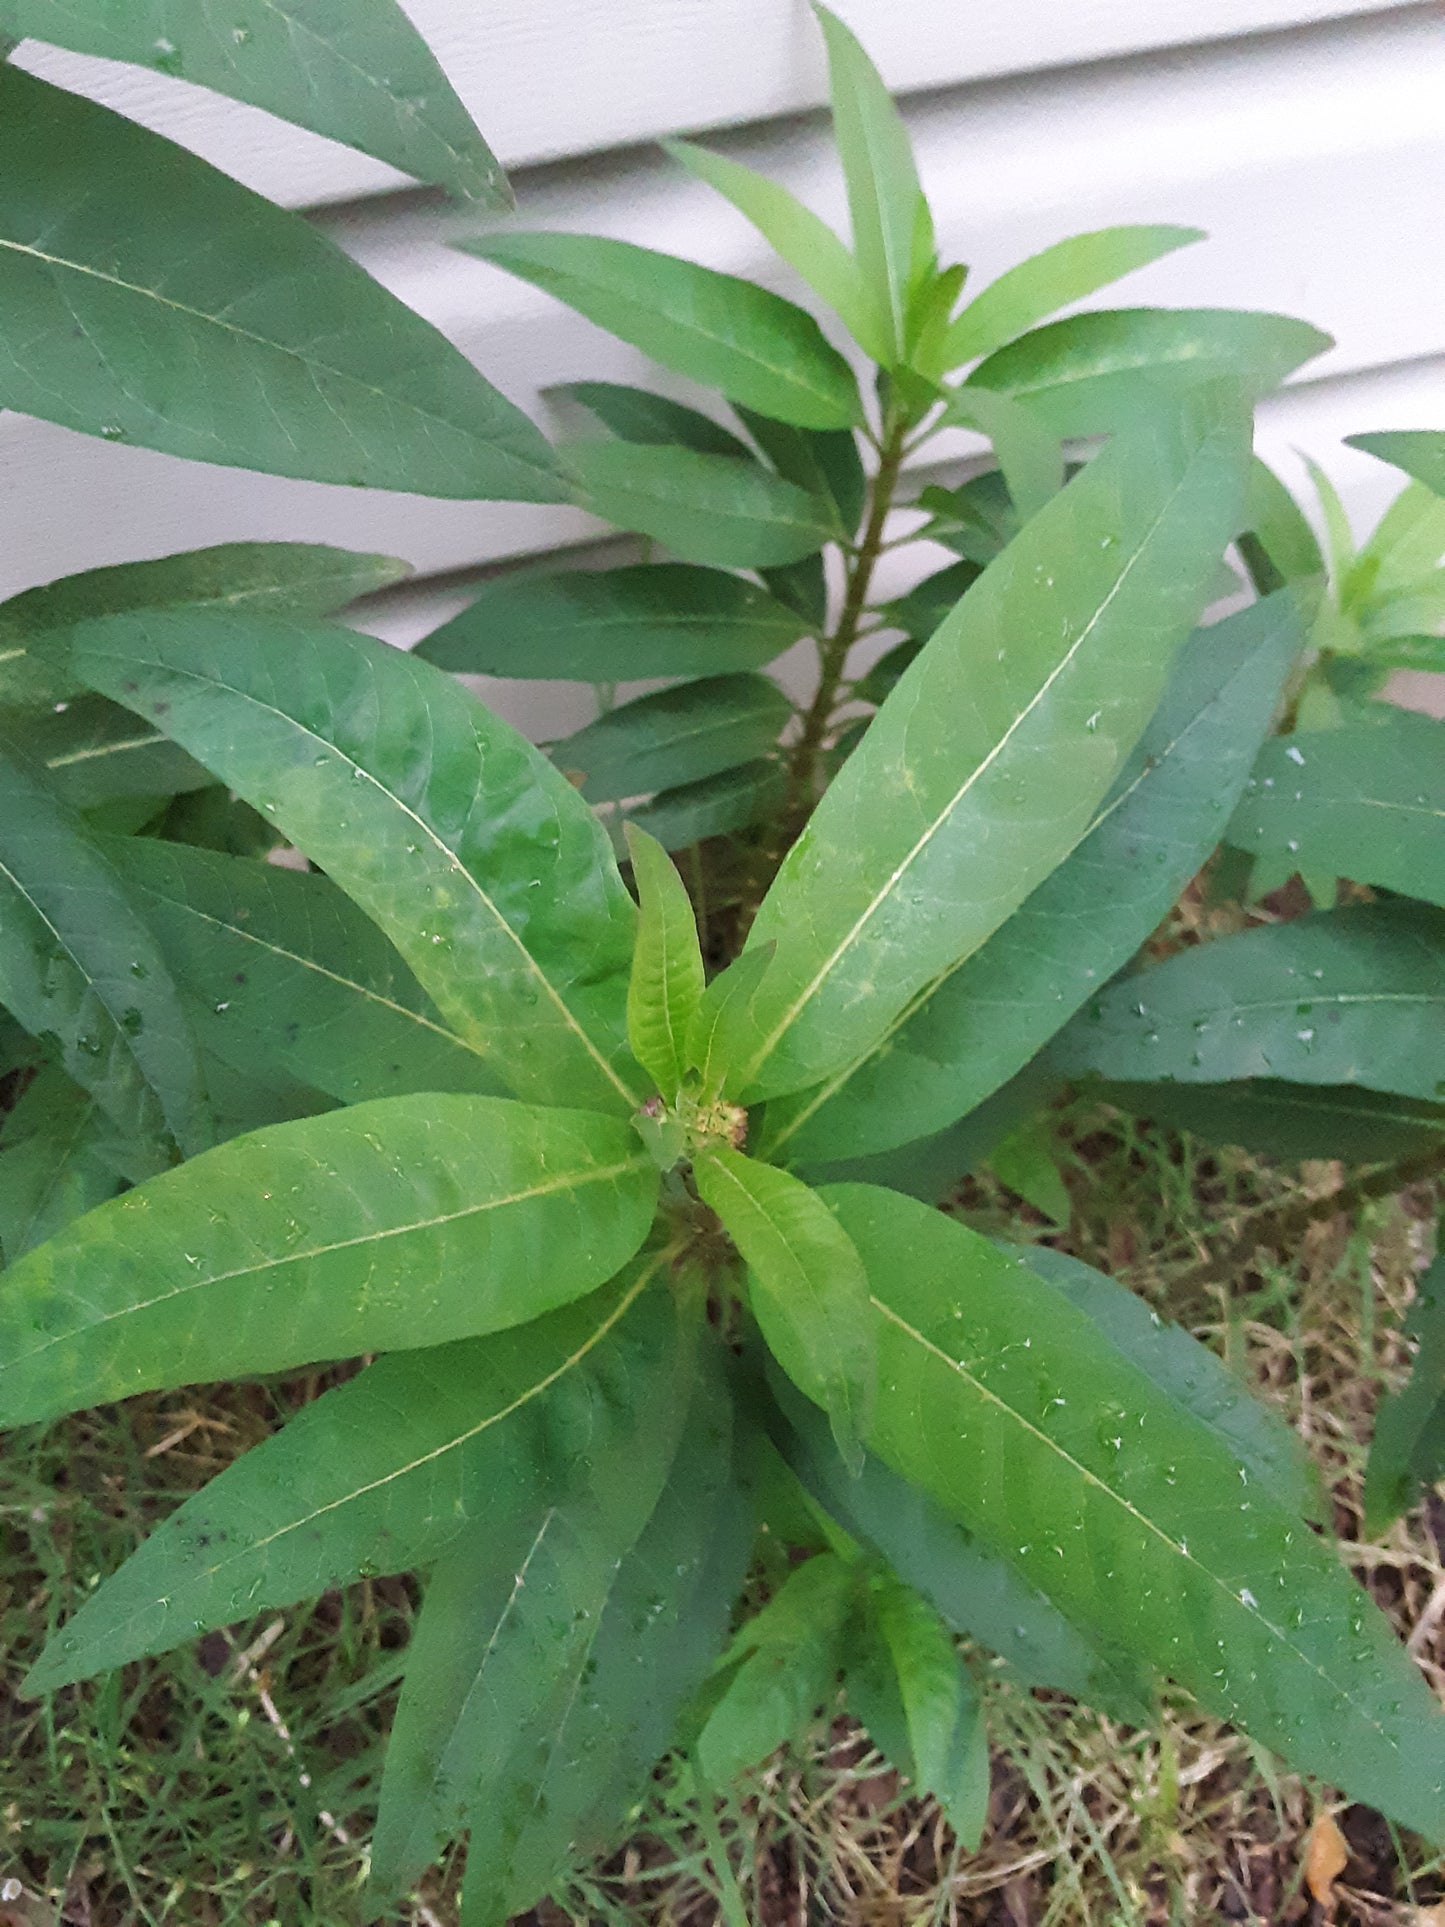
[1304,1810,1349,1911]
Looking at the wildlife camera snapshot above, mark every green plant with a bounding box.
[3,6,1445,1921]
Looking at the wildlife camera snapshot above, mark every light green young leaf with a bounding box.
[940,386,1065,522]
[695,1148,874,1469]
[464,231,861,429]
[1228,710,1445,909]
[718,384,1252,1105]
[1302,456,1358,589]
[558,380,754,458]
[988,1118,1070,1225]
[17,694,212,810]
[0,0,509,204]
[967,308,1330,437]
[369,1262,699,1908]
[855,1567,990,1846]
[0,1063,123,1262]
[0,1092,659,1426]
[0,742,210,1157]
[625,826,706,1095]
[415,563,808,684]
[1239,456,1325,597]
[1094,1079,1445,1164]
[769,593,1300,1164]
[0,542,409,711]
[71,609,641,1114]
[24,1267,676,1694]
[107,836,503,1107]
[567,440,836,569]
[814,3,925,364]
[696,1552,854,1785]
[1346,430,1445,498]
[664,137,890,362]
[1349,482,1445,605]
[935,226,1205,371]
[1050,902,1445,1102]
[0,68,561,498]
[771,1370,1152,1717]
[685,944,776,1101]
[826,1181,1445,1840]
[621,758,786,853]
[555,673,792,804]
[1364,1251,1445,1535]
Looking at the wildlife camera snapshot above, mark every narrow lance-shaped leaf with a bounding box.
[17,694,212,810]
[716,383,1253,1105]
[554,673,793,804]
[0,542,410,711]
[107,836,504,1107]
[824,1182,1445,1840]
[71,610,642,1114]
[1239,456,1325,597]
[940,386,1064,523]
[0,1092,659,1427]
[0,1063,124,1262]
[734,407,867,539]
[770,593,1301,1164]
[557,380,754,458]
[1364,1251,1445,1535]
[464,231,861,430]
[695,1148,874,1470]
[625,826,705,1095]
[664,137,890,363]
[0,68,562,498]
[566,440,835,570]
[621,758,786,854]
[814,3,925,363]
[1049,902,1445,1103]
[1228,710,1445,910]
[966,308,1331,437]
[1346,431,1445,498]
[373,1302,711,1918]
[415,563,808,684]
[0,0,510,204]
[935,226,1205,372]
[1349,482,1445,605]
[1096,1079,1445,1164]
[24,1267,679,1694]
[0,741,209,1156]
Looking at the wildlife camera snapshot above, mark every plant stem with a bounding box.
[787,406,909,819]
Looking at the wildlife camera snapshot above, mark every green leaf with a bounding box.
[940,387,1065,523]
[1363,1252,1445,1534]
[0,542,410,711]
[106,835,503,1107]
[15,694,212,810]
[988,1118,1070,1224]
[416,563,807,684]
[556,673,792,806]
[0,743,209,1157]
[718,384,1253,1104]
[852,1567,990,1845]
[1239,457,1325,597]
[1354,633,1445,674]
[0,1092,659,1426]
[917,470,1018,567]
[24,1264,677,1693]
[824,1181,1445,1839]
[558,380,753,458]
[814,3,925,364]
[1350,482,1445,605]
[935,226,1205,371]
[877,560,984,649]
[71,609,642,1114]
[1093,1079,1445,1163]
[967,308,1330,437]
[1050,902,1445,1103]
[566,440,835,569]
[621,758,786,853]
[685,944,776,1102]
[1302,456,1358,590]
[1014,1242,1321,1519]
[375,1331,741,1918]
[0,1063,124,1261]
[0,68,561,498]
[664,137,890,364]
[0,0,509,204]
[625,826,705,1094]
[770,1371,1152,1716]
[769,594,1300,1163]
[1228,710,1445,909]
[734,408,867,539]
[464,231,861,429]
[696,1552,854,1784]
[695,1148,874,1470]
[1346,431,1445,498]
